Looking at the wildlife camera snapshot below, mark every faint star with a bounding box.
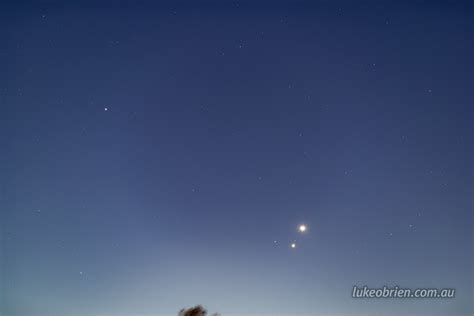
[290,243,296,249]
[104,107,108,111]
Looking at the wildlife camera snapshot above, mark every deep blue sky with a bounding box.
[1,1,472,315]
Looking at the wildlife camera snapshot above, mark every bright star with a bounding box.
[298,224,307,233]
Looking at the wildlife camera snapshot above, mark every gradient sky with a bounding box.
[1,1,472,315]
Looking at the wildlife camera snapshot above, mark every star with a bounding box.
[298,224,308,233]
[104,107,108,111]
[290,243,296,249]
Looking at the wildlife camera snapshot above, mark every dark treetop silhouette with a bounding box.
[179,305,220,316]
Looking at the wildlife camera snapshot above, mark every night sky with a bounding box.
[1,1,472,316]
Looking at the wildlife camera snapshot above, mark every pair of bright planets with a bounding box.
[290,224,308,249]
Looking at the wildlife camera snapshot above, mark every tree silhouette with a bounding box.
[178,305,220,316]
[178,305,207,316]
